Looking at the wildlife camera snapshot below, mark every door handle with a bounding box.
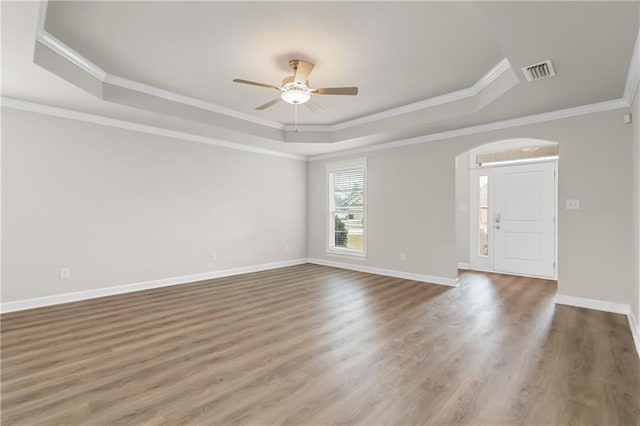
[494,213,501,230]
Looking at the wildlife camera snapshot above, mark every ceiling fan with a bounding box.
[233,59,358,115]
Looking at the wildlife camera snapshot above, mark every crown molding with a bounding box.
[36,1,106,82]
[2,96,631,163]
[36,32,105,81]
[35,1,285,131]
[623,27,640,104]
[308,98,629,161]
[103,74,285,130]
[26,1,640,160]
[0,97,306,161]
[36,1,515,135]
[36,1,105,81]
[286,58,512,132]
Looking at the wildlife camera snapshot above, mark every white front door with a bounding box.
[493,162,556,278]
[470,161,556,278]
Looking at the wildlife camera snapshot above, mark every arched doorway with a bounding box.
[456,139,559,279]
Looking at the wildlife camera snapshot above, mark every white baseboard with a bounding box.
[0,258,307,313]
[461,265,557,280]
[554,294,630,315]
[3,259,637,358]
[628,310,640,359]
[555,294,640,358]
[307,258,459,287]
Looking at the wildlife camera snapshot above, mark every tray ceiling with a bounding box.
[43,1,505,125]
[2,1,639,156]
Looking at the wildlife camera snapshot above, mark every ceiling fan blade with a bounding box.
[293,60,314,84]
[255,97,282,110]
[312,87,358,95]
[233,79,281,91]
[305,100,324,114]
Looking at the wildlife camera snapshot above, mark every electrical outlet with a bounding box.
[210,252,217,262]
[458,204,466,212]
[285,244,291,252]
[400,253,407,262]
[59,267,70,280]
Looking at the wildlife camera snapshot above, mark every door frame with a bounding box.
[469,157,558,279]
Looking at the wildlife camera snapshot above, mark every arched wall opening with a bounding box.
[305,109,631,309]
[455,138,560,281]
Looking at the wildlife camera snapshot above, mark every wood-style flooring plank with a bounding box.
[1,264,638,425]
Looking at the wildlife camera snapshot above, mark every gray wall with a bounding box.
[308,109,635,305]
[455,151,470,265]
[632,83,640,324]
[309,141,460,280]
[2,104,637,311]
[1,107,308,302]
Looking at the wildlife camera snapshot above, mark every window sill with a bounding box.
[326,251,367,261]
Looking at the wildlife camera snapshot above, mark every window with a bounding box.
[327,158,367,258]
[478,175,489,256]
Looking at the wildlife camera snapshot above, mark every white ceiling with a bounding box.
[2,1,639,157]
[44,1,505,125]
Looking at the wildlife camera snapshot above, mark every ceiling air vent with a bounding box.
[521,60,556,82]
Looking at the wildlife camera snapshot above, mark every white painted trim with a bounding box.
[308,98,629,161]
[469,167,494,272]
[37,0,48,32]
[307,258,459,287]
[36,0,513,135]
[628,310,640,358]
[36,31,107,81]
[326,252,367,261]
[462,265,556,281]
[477,58,514,91]
[0,97,306,161]
[37,21,509,135]
[555,294,640,358]
[288,59,512,132]
[3,95,632,164]
[36,1,106,81]
[461,265,498,275]
[623,28,640,105]
[555,294,630,315]
[37,5,513,136]
[103,74,285,130]
[457,263,471,270]
[35,1,284,131]
[34,1,639,144]
[0,258,307,313]
[1,257,457,313]
[326,157,368,258]
[478,155,559,167]
[470,138,558,155]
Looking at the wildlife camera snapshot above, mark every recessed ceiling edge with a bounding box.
[34,0,517,140]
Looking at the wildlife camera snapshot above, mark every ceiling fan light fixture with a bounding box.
[280,88,311,105]
[233,59,358,111]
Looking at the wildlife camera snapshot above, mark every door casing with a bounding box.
[469,159,557,279]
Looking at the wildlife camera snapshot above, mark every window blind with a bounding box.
[330,167,365,252]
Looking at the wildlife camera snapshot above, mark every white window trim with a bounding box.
[326,157,367,259]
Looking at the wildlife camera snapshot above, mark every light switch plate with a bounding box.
[59,267,70,279]
[566,199,580,210]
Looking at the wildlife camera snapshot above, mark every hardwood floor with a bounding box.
[1,264,639,425]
